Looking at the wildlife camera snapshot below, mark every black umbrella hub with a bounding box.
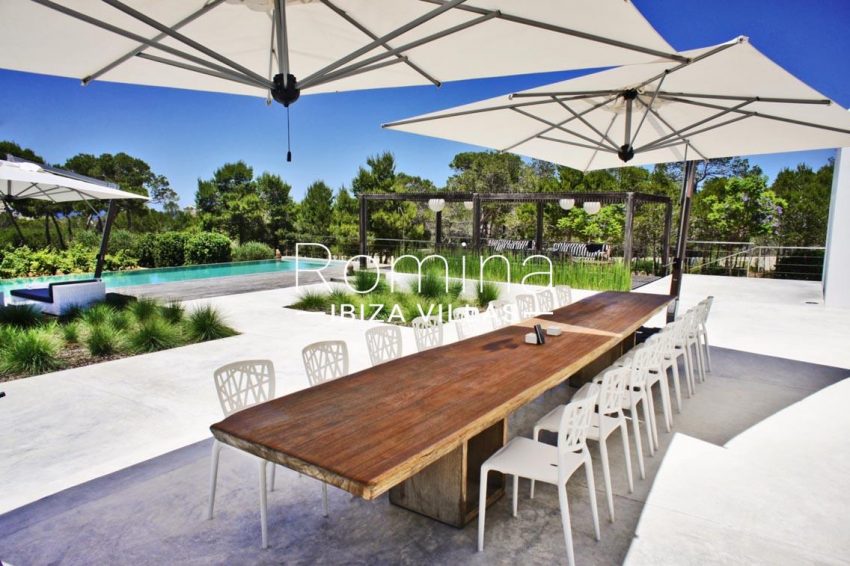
[272,73,300,107]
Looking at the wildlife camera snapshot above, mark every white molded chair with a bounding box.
[534,367,634,522]
[617,336,674,434]
[452,306,480,320]
[456,313,487,341]
[412,315,444,352]
[685,307,707,382]
[365,325,402,366]
[555,285,573,307]
[487,299,515,329]
[208,360,278,549]
[669,315,697,396]
[478,383,601,566]
[697,296,714,372]
[515,293,537,320]
[536,288,556,314]
[606,346,656,465]
[302,340,349,386]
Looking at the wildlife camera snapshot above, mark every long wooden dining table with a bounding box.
[211,291,673,527]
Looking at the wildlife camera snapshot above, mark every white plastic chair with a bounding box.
[604,346,656,466]
[555,285,573,307]
[669,316,697,396]
[208,360,278,549]
[487,299,515,329]
[697,296,714,373]
[536,288,556,315]
[456,313,487,341]
[452,306,480,320]
[365,325,402,366]
[412,315,444,352]
[478,383,601,566]
[302,340,349,386]
[515,293,537,320]
[617,336,674,434]
[685,308,707,382]
[534,367,634,522]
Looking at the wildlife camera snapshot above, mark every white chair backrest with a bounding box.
[628,344,658,389]
[452,306,479,320]
[655,327,676,358]
[699,296,714,325]
[487,299,515,329]
[554,285,572,307]
[598,366,628,415]
[412,316,443,352]
[557,382,599,455]
[213,359,275,417]
[456,314,484,341]
[302,340,349,386]
[365,325,402,366]
[515,294,536,320]
[536,289,555,314]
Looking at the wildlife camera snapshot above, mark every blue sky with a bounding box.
[1,0,849,205]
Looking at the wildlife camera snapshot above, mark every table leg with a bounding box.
[389,418,506,527]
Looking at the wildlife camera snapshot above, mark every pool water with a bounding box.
[0,258,336,295]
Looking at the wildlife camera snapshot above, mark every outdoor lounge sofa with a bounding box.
[9,280,106,315]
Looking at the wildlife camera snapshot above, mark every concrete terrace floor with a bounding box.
[0,274,848,565]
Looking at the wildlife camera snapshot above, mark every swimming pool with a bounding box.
[0,258,337,295]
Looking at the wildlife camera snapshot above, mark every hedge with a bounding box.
[233,241,274,262]
[153,232,188,267]
[185,232,232,264]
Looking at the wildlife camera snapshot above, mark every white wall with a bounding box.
[823,148,850,308]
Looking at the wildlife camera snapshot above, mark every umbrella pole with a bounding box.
[94,200,118,279]
[667,160,697,322]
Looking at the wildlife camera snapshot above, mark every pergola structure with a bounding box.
[358,191,672,267]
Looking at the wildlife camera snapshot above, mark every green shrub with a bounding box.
[133,233,157,267]
[185,232,232,265]
[0,327,62,375]
[160,302,185,324]
[81,304,115,326]
[448,280,464,299]
[58,304,84,323]
[72,230,102,249]
[102,250,139,272]
[109,310,133,331]
[233,241,274,262]
[61,321,81,343]
[128,317,184,353]
[411,270,446,299]
[351,270,387,293]
[185,305,237,342]
[128,297,160,322]
[0,304,43,328]
[84,323,124,357]
[476,281,501,307]
[291,290,330,312]
[108,229,138,254]
[153,232,187,267]
[328,288,355,305]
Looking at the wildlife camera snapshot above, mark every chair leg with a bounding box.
[619,420,634,492]
[322,483,329,517]
[692,339,706,382]
[258,460,269,549]
[584,453,601,541]
[702,329,712,372]
[642,395,657,455]
[270,462,276,492]
[478,468,489,552]
[207,440,222,520]
[683,347,695,394]
[530,427,540,499]
[669,362,683,411]
[657,375,673,431]
[512,475,519,517]
[558,484,576,566]
[598,437,615,522]
[630,404,646,479]
[645,392,659,451]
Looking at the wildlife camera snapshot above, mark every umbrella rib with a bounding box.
[81,0,226,85]
[273,0,289,82]
[299,10,497,90]
[538,135,616,153]
[646,91,832,105]
[637,99,754,153]
[306,58,409,89]
[551,96,619,150]
[320,0,440,87]
[419,0,687,63]
[101,0,271,87]
[500,94,620,152]
[135,53,267,88]
[585,112,618,172]
[512,107,614,149]
[511,90,625,99]
[658,95,850,135]
[634,101,708,161]
[299,0,468,89]
[630,72,667,146]
[31,0,272,89]
[643,114,752,153]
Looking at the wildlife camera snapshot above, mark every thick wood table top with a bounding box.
[211,291,672,499]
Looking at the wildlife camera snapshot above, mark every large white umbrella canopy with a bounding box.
[0,0,680,105]
[384,37,850,171]
[0,159,149,203]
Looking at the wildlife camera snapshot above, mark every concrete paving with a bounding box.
[1,347,844,566]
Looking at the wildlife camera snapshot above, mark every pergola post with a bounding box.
[623,191,635,268]
[661,200,673,275]
[668,160,698,322]
[472,193,481,250]
[535,201,544,251]
[358,195,367,269]
[94,200,118,279]
[435,210,442,249]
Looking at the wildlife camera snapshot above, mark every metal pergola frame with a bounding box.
[358,191,672,268]
[31,0,686,109]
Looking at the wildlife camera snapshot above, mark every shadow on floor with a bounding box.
[1,347,845,566]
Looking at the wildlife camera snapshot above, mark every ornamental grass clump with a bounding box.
[291,290,330,312]
[185,305,237,342]
[160,302,185,324]
[61,321,81,343]
[0,327,62,375]
[128,317,184,353]
[476,281,501,307]
[0,304,43,328]
[81,303,115,326]
[84,323,125,357]
[128,297,160,322]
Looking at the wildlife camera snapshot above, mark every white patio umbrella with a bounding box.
[0,0,681,158]
[0,157,148,277]
[384,37,850,316]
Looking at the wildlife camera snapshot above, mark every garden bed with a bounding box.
[0,295,238,382]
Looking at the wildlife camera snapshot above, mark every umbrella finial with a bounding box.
[272,73,300,107]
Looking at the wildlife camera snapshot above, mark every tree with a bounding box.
[0,141,46,244]
[297,180,334,238]
[772,161,833,246]
[195,161,264,243]
[330,187,359,249]
[691,174,786,242]
[351,152,397,195]
[257,172,295,246]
